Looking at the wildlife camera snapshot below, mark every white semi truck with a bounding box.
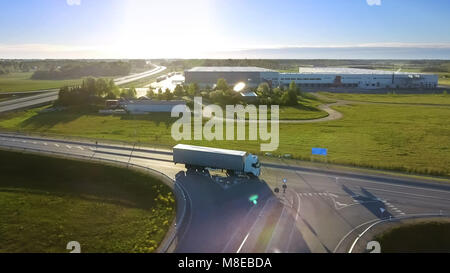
[173,144,261,177]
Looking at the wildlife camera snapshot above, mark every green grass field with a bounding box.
[319,92,450,105]
[0,72,83,93]
[0,150,175,253]
[374,221,450,253]
[0,96,449,176]
[244,99,328,120]
[439,73,450,86]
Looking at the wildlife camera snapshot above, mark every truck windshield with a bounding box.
[253,161,261,168]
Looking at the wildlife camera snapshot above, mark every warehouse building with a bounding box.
[184,66,279,88]
[185,66,438,90]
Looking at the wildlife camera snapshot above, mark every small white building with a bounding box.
[122,100,187,114]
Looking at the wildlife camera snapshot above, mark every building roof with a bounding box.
[186,66,276,72]
[297,67,424,75]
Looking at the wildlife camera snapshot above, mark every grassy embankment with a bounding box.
[0,150,175,253]
[0,72,83,93]
[374,222,450,253]
[0,93,448,176]
[319,92,450,105]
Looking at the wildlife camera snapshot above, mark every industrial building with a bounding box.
[184,67,279,88]
[184,66,438,90]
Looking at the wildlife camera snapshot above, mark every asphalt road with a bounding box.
[0,133,449,253]
[114,66,167,86]
[0,91,59,113]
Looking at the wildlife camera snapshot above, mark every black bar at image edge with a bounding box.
[0,253,448,272]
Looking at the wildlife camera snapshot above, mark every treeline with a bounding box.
[0,59,151,76]
[421,66,448,73]
[148,78,304,106]
[32,61,131,80]
[0,60,35,74]
[57,78,120,106]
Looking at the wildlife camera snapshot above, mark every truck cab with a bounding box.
[244,154,261,177]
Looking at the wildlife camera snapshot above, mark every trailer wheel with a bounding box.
[226,170,235,177]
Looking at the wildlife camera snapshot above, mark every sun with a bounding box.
[110,0,225,58]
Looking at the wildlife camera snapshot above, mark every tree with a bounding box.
[289,81,298,93]
[164,88,174,100]
[281,88,298,106]
[173,84,184,97]
[209,90,225,104]
[257,83,271,97]
[95,78,109,97]
[120,88,137,99]
[216,78,228,91]
[147,88,155,98]
[187,83,199,97]
[157,88,164,100]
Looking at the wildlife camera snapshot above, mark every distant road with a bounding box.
[0,65,166,113]
[114,65,167,86]
[0,89,59,96]
[0,91,59,113]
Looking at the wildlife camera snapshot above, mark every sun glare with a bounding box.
[111,0,223,58]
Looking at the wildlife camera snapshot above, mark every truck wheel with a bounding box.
[226,170,235,177]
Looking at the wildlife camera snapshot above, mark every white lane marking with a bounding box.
[236,233,250,254]
[265,203,287,253]
[368,186,450,201]
[295,170,450,195]
[286,191,302,251]
[224,195,273,253]
[22,140,27,143]
[66,145,72,149]
[43,142,48,146]
[32,141,37,144]
[54,144,59,147]
[381,200,405,215]
[77,146,84,150]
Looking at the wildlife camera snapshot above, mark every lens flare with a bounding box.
[233,82,246,92]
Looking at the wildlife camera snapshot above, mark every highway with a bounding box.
[0,65,166,113]
[114,65,167,86]
[0,133,449,253]
[0,91,59,113]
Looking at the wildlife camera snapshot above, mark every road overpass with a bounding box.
[0,133,448,253]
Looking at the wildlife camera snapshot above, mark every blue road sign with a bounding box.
[283,178,287,183]
[312,148,328,156]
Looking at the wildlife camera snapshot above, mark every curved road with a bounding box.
[0,132,449,253]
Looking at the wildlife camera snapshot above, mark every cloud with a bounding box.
[66,0,81,6]
[366,0,381,6]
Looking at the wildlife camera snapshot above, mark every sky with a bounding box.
[0,0,449,59]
